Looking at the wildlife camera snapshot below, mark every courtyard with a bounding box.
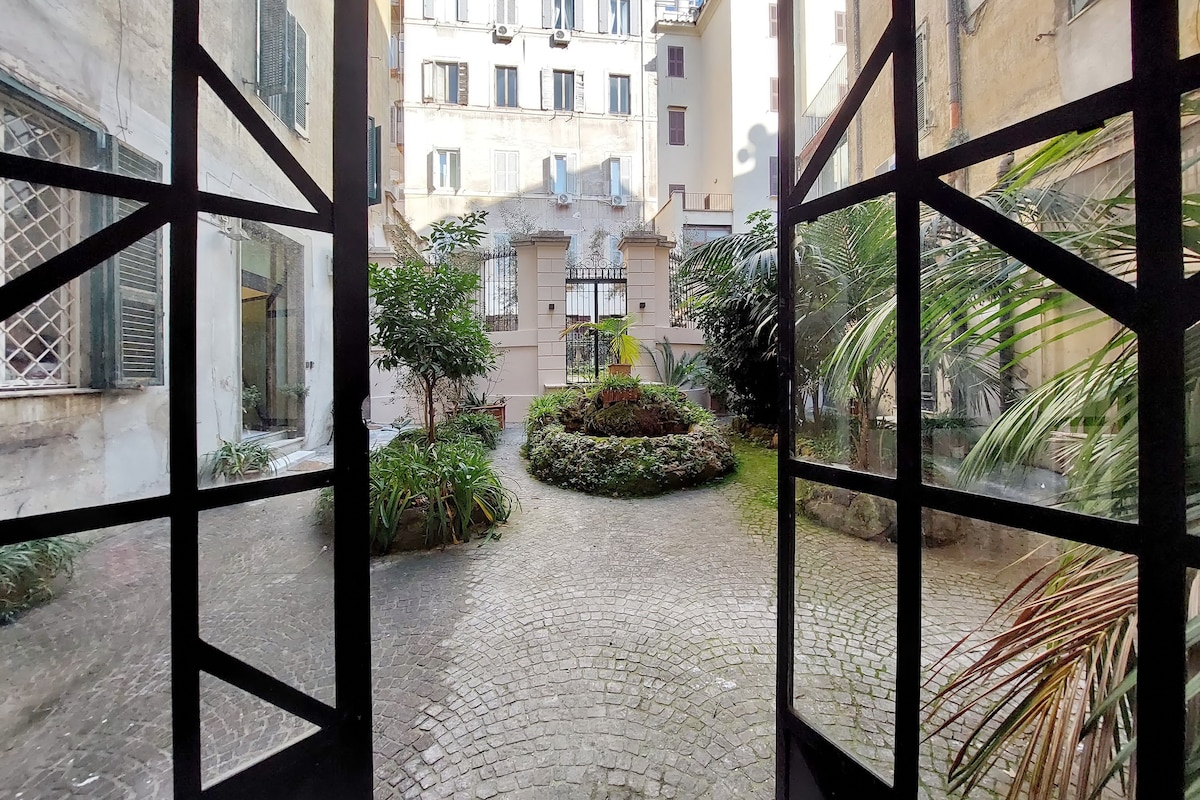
[0,431,1029,800]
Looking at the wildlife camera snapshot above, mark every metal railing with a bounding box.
[668,249,699,328]
[476,247,518,332]
[676,192,733,212]
[799,54,849,149]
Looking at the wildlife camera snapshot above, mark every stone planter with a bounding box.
[607,363,632,377]
[467,403,506,429]
[600,388,640,406]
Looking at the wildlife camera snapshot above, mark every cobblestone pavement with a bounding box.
[0,430,1042,799]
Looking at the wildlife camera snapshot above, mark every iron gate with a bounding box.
[565,255,627,383]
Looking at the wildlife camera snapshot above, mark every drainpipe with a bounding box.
[852,0,863,183]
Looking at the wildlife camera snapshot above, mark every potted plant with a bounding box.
[463,388,507,429]
[597,373,641,406]
[561,313,640,377]
[280,382,310,436]
[201,439,278,483]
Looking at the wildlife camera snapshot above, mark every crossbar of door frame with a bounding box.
[776,1,1193,798]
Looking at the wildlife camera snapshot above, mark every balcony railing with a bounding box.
[674,192,732,212]
[799,54,849,149]
[655,0,702,24]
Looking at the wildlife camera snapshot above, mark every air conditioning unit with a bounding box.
[495,24,516,40]
[556,193,574,206]
[610,195,628,207]
[551,28,571,46]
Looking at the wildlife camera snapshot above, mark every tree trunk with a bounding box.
[425,377,437,444]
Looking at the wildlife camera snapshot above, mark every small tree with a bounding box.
[370,212,495,444]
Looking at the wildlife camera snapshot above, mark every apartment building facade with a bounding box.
[0,0,393,517]
[652,0,846,244]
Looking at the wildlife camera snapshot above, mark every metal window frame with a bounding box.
[776,1,1190,798]
[0,2,372,798]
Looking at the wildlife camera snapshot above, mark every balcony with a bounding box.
[676,192,732,212]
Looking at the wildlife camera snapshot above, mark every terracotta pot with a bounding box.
[607,363,633,377]
[469,403,506,429]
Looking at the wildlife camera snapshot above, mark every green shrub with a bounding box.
[524,384,736,497]
[0,537,86,620]
[317,437,515,554]
[440,411,502,449]
[201,439,277,480]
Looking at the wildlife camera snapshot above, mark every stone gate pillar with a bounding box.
[521,231,571,392]
[618,232,676,381]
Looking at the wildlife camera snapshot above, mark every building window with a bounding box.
[609,156,632,198]
[552,0,575,28]
[609,75,631,115]
[496,0,517,24]
[256,1,309,134]
[769,155,780,196]
[494,150,519,193]
[423,60,469,105]
[668,183,686,198]
[554,70,575,111]
[495,66,518,107]
[668,107,686,145]
[609,0,631,34]
[770,77,779,112]
[1069,0,1097,17]
[666,45,685,78]
[834,10,846,44]
[434,148,461,190]
[1,89,164,389]
[769,4,778,38]
[548,153,577,195]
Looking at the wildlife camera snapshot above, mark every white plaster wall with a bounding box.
[400,0,658,241]
[802,0,848,107]
[728,0,778,231]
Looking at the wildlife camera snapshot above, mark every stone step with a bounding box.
[265,437,306,458]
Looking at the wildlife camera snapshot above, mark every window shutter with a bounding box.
[570,0,582,29]
[619,156,632,196]
[629,0,640,36]
[541,68,553,110]
[543,0,553,27]
[368,117,382,205]
[423,0,436,18]
[544,156,554,193]
[423,61,435,101]
[574,72,585,113]
[458,62,469,105]
[292,22,308,134]
[257,0,288,96]
[566,153,579,194]
[457,0,469,21]
[97,141,164,388]
[915,26,928,127]
[598,0,609,33]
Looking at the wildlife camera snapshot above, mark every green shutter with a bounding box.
[368,117,382,205]
[282,11,298,127]
[257,0,289,97]
[93,141,164,388]
[293,21,308,134]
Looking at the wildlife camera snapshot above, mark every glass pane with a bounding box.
[199,0,332,207]
[1,230,171,519]
[794,482,896,783]
[793,0,893,202]
[1183,0,1200,60]
[0,6,171,182]
[906,0,1130,160]
[198,489,334,704]
[0,523,172,795]
[918,201,1137,523]
[1183,90,1200,279]
[923,524,1137,799]
[197,220,333,488]
[793,196,897,477]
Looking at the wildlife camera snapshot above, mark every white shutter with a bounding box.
[423,0,436,19]
[629,0,641,36]
[541,68,553,110]
[543,0,553,27]
[458,62,469,105]
[292,22,308,135]
[574,72,585,113]
[571,0,583,30]
[422,61,435,101]
[566,153,579,194]
[544,156,554,193]
[457,0,469,22]
[493,151,504,191]
[598,0,609,33]
[619,156,632,196]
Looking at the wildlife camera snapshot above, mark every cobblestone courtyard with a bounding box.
[0,431,1030,799]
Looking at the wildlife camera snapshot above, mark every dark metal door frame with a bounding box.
[776,1,1191,798]
[0,2,372,798]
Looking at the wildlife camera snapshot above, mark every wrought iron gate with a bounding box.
[565,256,627,383]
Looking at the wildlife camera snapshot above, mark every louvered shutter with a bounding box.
[570,0,582,30]
[566,153,579,194]
[368,117,382,205]
[598,0,609,33]
[629,0,640,36]
[543,0,553,27]
[423,61,435,101]
[257,0,288,96]
[573,72,585,112]
[292,21,308,134]
[619,156,632,196]
[915,25,928,128]
[96,142,164,388]
[423,0,436,18]
[544,157,554,193]
[458,63,469,105]
[457,0,469,21]
[541,68,553,109]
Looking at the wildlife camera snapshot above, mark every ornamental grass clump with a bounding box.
[0,536,86,620]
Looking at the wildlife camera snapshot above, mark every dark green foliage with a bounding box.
[524,385,736,497]
[0,536,86,619]
[201,439,277,480]
[440,411,502,449]
[316,436,515,554]
[370,212,496,443]
[643,338,705,388]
